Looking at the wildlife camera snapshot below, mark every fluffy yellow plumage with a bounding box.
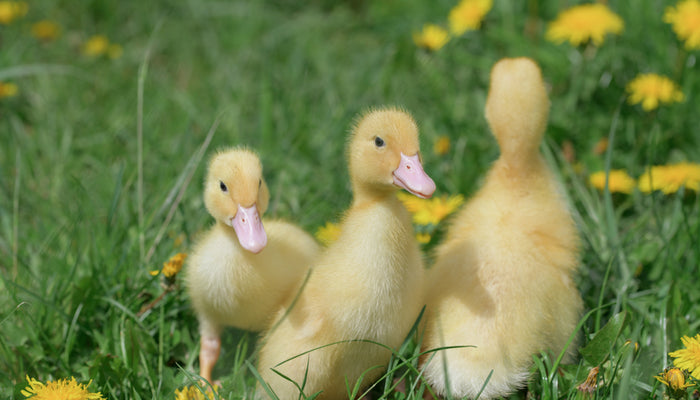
[256,108,435,399]
[186,147,320,384]
[421,58,583,399]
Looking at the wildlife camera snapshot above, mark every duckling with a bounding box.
[255,108,436,399]
[185,147,320,384]
[421,58,582,399]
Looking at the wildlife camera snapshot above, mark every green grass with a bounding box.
[1,0,699,398]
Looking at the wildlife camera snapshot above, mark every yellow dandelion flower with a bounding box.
[31,20,61,41]
[588,170,636,194]
[655,368,693,395]
[174,385,216,400]
[398,192,464,226]
[413,24,449,51]
[448,0,492,35]
[315,221,341,246]
[0,81,18,98]
[664,0,700,50]
[82,35,110,57]
[546,3,624,46]
[0,1,28,24]
[412,196,464,226]
[638,162,700,194]
[626,73,684,111]
[161,253,187,279]
[396,191,424,214]
[21,375,104,399]
[670,333,700,379]
[434,136,451,156]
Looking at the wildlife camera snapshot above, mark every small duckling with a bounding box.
[256,108,436,399]
[185,147,320,384]
[421,58,583,399]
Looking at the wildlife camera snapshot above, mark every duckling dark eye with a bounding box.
[259,179,262,189]
[219,181,228,192]
[374,136,385,147]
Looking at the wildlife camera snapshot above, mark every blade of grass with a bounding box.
[107,163,125,234]
[60,302,83,366]
[549,302,616,381]
[137,21,163,263]
[137,42,148,263]
[4,280,70,320]
[177,367,222,399]
[246,360,278,400]
[101,296,150,333]
[601,99,630,294]
[346,365,382,399]
[596,258,615,332]
[144,115,220,263]
[0,64,80,80]
[0,301,28,325]
[472,369,494,400]
[268,356,321,400]
[12,148,20,278]
[258,267,313,345]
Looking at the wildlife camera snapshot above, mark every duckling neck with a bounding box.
[215,220,232,231]
[497,147,544,175]
[492,152,549,188]
[214,220,245,250]
[344,190,415,276]
[332,190,422,340]
[351,182,396,208]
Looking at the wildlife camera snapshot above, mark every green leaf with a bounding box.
[580,311,628,366]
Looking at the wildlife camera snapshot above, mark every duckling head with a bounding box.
[348,107,436,199]
[204,148,270,253]
[485,57,550,160]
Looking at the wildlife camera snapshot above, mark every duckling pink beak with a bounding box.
[231,204,267,254]
[393,153,436,199]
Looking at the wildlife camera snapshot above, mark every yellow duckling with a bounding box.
[185,147,320,384]
[256,108,436,399]
[421,58,583,399]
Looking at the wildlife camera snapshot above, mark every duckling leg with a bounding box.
[199,333,220,384]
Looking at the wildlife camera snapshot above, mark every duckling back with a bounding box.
[422,58,582,399]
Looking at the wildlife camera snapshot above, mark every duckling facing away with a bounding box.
[256,108,436,399]
[185,148,320,384]
[421,58,582,399]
